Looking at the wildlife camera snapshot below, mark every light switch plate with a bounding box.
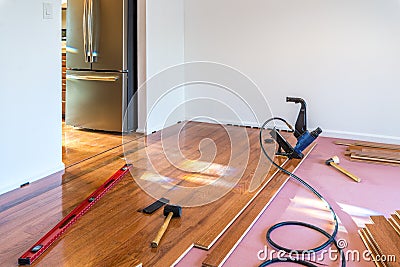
[43,2,53,19]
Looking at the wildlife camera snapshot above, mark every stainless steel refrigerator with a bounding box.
[66,0,137,132]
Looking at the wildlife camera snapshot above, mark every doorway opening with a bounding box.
[60,0,141,169]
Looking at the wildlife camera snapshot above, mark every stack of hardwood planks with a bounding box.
[359,212,400,267]
[335,141,400,166]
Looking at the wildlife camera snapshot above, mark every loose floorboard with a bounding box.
[1,121,308,266]
[335,140,400,151]
[350,155,400,166]
[337,140,400,166]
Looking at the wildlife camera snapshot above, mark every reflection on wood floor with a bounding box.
[0,121,311,267]
[62,121,143,168]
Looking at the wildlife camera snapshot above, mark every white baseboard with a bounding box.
[144,120,188,135]
[188,117,400,145]
[321,129,400,145]
[187,117,263,128]
[135,128,146,134]
[31,162,66,182]
[0,162,65,196]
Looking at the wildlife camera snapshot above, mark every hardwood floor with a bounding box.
[0,122,311,266]
[62,122,143,168]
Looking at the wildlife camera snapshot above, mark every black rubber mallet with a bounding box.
[151,205,182,248]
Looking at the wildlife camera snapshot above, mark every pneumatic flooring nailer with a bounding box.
[266,97,322,159]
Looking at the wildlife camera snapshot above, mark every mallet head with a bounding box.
[163,205,182,218]
[325,156,340,165]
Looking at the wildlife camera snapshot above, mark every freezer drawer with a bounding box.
[66,71,130,132]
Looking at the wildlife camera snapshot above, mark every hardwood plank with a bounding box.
[201,144,315,267]
[351,151,400,161]
[349,157,400,167]
[365,217,400,265]
[359,229,387,267]
[370,216,400,239]
[342,141,400,165]
[353,141,400,151]
[335,140,400,151]
[350,154,400,165]
[345,145,400,157]
[388,215,400,236]
[347,146,400,157]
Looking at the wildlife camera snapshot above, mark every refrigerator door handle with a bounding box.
[67,74,120,82]
[83,0,90,63]
[89,0,99,63]
[88,0,94,63]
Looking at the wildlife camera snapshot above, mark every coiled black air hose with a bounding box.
[258,117,345,267]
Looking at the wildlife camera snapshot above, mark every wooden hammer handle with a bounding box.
[330,162,361,183]
[151,212,173,248]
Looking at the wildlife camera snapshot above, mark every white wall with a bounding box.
[0,0,64,194]
[184,0,400,143]
[144,0,185,133]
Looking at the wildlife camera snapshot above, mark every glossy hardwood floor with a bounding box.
[0,122,310,266]
[62,122,143,168]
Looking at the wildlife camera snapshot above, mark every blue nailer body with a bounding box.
[294,128,322,157]
[268,97,322,159]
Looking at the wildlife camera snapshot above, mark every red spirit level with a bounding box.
[18,164,132,265]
